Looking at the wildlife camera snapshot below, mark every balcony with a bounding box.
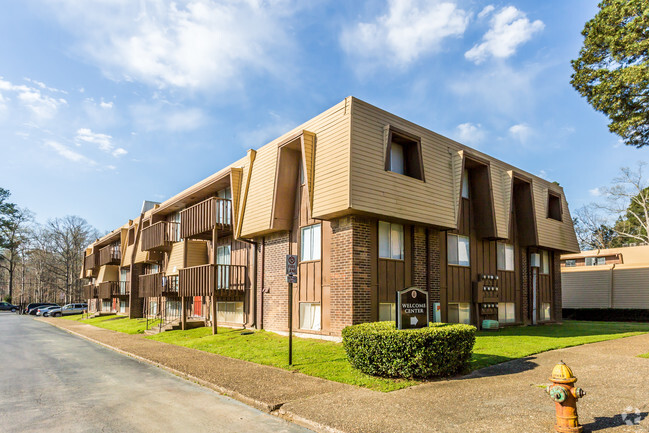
[180,197,232,240]
[141,221,180,251]
[139,273,180,298]
[82,284,97,299]
[85,253,98,271]
[98,281,130,298]
[98,244,121,266]
[179,264,246,297]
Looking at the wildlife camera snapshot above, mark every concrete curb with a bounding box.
[39,318,343,433]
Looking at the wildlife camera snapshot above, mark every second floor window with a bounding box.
[448,234,470,266]
[497,243,514,271]
[379,221,404,260]
[541,250,550,274]
[301,224,321,261]
[564,259,576,267]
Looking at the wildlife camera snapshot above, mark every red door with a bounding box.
[112,298,117,312]
[193,296,202,317]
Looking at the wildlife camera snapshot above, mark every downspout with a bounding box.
[238,237,258,329]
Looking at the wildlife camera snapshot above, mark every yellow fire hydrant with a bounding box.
[546,361,586,433]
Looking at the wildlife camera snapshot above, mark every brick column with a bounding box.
[412,226,427,289]
[260,232,291,332]
[521,249,529,324]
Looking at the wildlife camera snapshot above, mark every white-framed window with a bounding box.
[448,303,471,324]
[498,302,516,324]
[379,303,395,321]
[597,257,606,265]
[299,302,321,331]
[119,300,126,314]
[102,300,110,312]
[300,224,321,261]
[379,221,404,260]
[390,142,405,175]
[541,250,550,274]
[217,302,244,324]
[217,187,232,225]
[150,300,158,316]
[564,259,576,267]
[497,243,515,271]
[461,169,470,199]
[585,257,595,266]
[216,245,231,289]
[448,234,470,266]
[541,303,551,321]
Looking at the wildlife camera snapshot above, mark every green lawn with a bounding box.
[61,314,160,334]
[68,316,649,392]
[638,352,649,359]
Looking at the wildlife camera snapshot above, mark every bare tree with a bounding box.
[597,162,649,245]
[573,204,617,250]
[47,216,97,303]
[0,207,32,301]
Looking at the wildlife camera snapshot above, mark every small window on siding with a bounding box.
[498,302,516,323]
[300,224,321,261]
[379,303,395,321]
[497,243,514,271]
[564,259,576,267]
[461,169,470,199]
[541,250,550,274]
[448,303,471,324]
[548,191,562,221]
[585,257,596,266]
[299,302,321,331]
[596,257,606,265]
[217,302,244,324]
[448,234,470,266]
[384,127,425,181]
[379,221,404,260]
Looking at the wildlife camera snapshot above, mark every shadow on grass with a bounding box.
[462,355,539,379]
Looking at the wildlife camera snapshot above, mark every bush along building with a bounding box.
[80,97,579,336]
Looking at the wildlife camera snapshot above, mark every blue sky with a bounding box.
[0,0,646,234]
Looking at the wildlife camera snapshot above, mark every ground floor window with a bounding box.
[432,302,441,323]
[217,301,244,324]
[166,300,181,318]
[150,300,158,316]
[102,300,110,312]
[448,302,471,324]
[498,302,516,323]
[119,300,127,314]
[299,302,321,331]
[379,303,395,322]
[541,303,551,321]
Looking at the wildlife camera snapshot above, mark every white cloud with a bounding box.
[454,122,485,145]
[100,100,113,109]
[76,128,113,152]
[46,0,296,91]
[45,140,96,165]
[589,187,601,197]
[465,6,544,64]
[112,147,128,157]
[0,77,67,119]
[538,169,548,179]
[509,123,533,143]
[477,5,494,19]
[341,0,469,69]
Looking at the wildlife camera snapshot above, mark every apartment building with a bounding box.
[81,97,579,336]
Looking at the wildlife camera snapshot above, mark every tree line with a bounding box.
[0,188,98,306]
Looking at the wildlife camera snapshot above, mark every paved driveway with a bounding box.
[0,313,311,433]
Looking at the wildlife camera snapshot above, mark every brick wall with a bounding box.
[521,249,529,324]
[429,228,441,303]
[259,231,291,332]
[552,252,562,322]
[129,263,144,318]
[412,227,427,289]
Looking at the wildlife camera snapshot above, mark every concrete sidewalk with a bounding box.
[40,318,649,433]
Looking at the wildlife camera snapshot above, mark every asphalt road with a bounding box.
[0,313,312,433]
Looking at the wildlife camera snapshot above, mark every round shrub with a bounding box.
[342,322,476,379]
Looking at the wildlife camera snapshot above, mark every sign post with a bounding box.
[396,287,429,330]
[286,254,298,366]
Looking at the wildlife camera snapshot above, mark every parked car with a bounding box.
[0,302,18,312]
[36,306,60,316]
[46,303,87,317]
[25,303,58,315]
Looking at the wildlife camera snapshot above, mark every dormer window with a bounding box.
[384,126,424,181]
[461,169,470,199]
[548,191,562,221]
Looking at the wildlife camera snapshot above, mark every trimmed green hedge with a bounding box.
[342,322,476,378]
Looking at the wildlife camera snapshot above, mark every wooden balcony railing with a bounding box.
[141,221,180,251]
[82,284,97,299]
[85,252,98,271]
[98,281,130,298]
[97,281,112,299]
[139,273,180,298]
[179,264,246,297]
[98,244,121,266]
[180,197,232,240]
